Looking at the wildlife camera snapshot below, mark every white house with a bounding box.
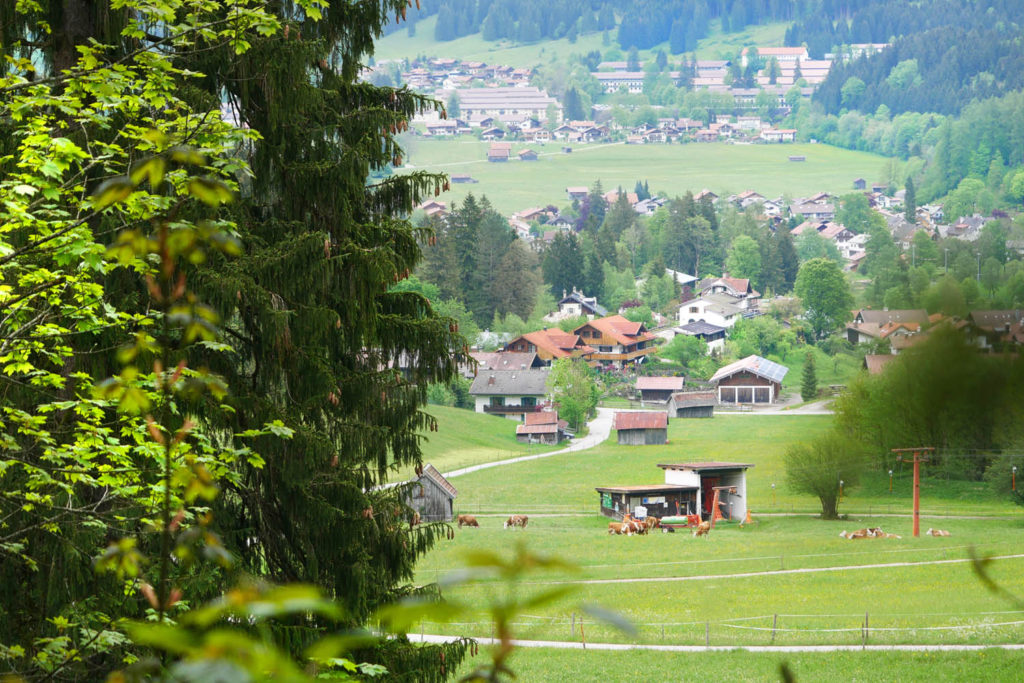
[678,294,743,329]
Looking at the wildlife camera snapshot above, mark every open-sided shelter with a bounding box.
[709,355,788,404]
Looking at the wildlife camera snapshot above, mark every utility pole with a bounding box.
[944,248,949,273]
[976,252,981,282]
[892,447,934,537]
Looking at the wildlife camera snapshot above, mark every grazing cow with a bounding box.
[927,528,951,537]
[504,514,529,530]
[644,517,660,531]
[693,521,711,537]
[457,514,479,528]
[608,522,631,535]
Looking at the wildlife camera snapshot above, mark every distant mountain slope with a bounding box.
[801,1,1024,116]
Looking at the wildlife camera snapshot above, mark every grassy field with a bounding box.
[456,648,1024,682]
[404,411,1024,673]
[394,405,561,480]
[374,18,789,67]
[399,139,887,215]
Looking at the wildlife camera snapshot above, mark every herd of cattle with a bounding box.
[451,513,529,529]
[839,527,951,539]
[432,514,953,540]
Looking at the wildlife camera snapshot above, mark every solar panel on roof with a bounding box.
[753,357,788,383]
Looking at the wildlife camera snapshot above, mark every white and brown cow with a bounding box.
[504,514,528,530]
[926,528,951,537]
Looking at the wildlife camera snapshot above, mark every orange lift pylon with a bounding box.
[709,485,737,529]
[891,447,934,537]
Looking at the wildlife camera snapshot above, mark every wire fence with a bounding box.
[412,610,1024,647]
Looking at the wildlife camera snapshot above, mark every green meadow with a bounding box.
[404,408,1024,672]
[457,648,1024,682]
[399,139,887,215]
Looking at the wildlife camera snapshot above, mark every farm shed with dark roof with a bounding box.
[405,464,457,522]
[613,411,668,445]
[667,391,717,418]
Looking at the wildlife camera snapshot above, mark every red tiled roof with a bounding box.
[577,315,655,346]
[524,411,558,426]
[864,354,895,375]
[613,411,668,430]
[516,423,559,435]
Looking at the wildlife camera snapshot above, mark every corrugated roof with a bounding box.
[595,484,698,494]
[516,423,558,434]
[613,411,668,430]
[709,355,788,384]
[669,391,717,408]
[658,462,754,471]
[420,464,458,498]
[637,376,685,391]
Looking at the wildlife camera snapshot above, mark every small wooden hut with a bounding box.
[406,464,457,522]
[613,411,668,445]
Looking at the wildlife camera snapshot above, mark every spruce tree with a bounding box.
[183,2,472,675]
[905,176,917,224]
[802,351,819,402]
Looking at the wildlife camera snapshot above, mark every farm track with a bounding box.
[407,633,1024,653]
[523,553,1024,586]
[442,407,615,480]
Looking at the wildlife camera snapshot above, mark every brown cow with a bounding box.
[608,522,631,535]
[644,517,660,531]
[693,521,711,537]
[926,528,951,537]
[457,514,479,528]
[839,529,870,539]
[504,514,528,530]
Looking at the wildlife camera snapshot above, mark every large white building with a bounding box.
[453,87,561,124]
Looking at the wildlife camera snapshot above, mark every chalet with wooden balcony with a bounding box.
[503,328,593,365]
[469,368,550,420]
[573,314,656,368]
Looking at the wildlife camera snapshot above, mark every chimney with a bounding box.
[521,364,526,369]
[488,374,495,386]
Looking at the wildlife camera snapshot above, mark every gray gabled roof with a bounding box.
[419,464,457,499]
[469,369,550,396]
[710,355,788,384]
[679,321,726,336]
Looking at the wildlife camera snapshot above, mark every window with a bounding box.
[522,397,536,408]
[490,397,505,407]
[689,306,699,313]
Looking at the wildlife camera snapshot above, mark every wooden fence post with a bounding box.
[771,614,778,643]
[571,612,575,637]
[705,621,710,647]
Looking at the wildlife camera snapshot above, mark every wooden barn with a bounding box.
[405,464,457,522]
[709,355,788,404]
[613,411,668,445]
[595,484,698,520]
[658,462,753,521]
[516,411,568,445]
[667,391,716,418]
[636,376,685,404]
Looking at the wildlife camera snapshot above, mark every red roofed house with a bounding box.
[636,376,685,404]
[503,328,593,365]
[574,315,657,368]
[613,411,668,445]
[516,411,569,445]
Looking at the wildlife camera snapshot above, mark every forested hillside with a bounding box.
[802,1,1024,115]
[385,0,814,52]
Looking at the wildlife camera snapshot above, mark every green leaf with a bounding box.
[582,604,637,635]
[187,178,234,206]
[122,622,197,654]
[92,177,134,209]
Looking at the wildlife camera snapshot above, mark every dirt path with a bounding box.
[442,407,614,480]
[524,553,1024,586]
